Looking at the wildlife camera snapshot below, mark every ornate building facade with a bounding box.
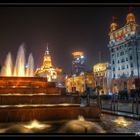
[93,63,112,95]
[35,45,62,82]
[108,12,140,92]
[65,72,95,94]
[65,51,95,94]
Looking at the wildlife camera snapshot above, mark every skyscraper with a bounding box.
[72,51,85,75]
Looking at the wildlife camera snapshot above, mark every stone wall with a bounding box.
[0,105,101,122]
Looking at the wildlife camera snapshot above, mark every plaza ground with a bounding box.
[0,113,139,134]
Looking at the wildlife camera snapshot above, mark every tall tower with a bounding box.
[35,43,62,82]
[72,51,85,75]
[42,44,52,69]
[108,12,140,79]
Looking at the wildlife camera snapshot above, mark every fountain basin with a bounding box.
[0,105,101,122]
[0,95,80,105]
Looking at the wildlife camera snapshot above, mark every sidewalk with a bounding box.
[102,109,140,120]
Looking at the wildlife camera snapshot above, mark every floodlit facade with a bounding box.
[108,12,140,92]
[35,45,62,82]
[65,72,95,94]
[93,63,112,95]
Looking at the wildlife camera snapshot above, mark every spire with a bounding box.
[110,16,118,33]
[128,6,133,13]
[126,7,135,24]
[112,16,117,22]
[45,43,49,55]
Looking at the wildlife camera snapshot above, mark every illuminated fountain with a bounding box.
[58,115,105,133]
[0,43,100,123]
[1,52,13,76]
[26,53,34,77]
[1,44,34,77]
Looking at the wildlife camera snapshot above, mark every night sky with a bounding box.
[0,6,139,73]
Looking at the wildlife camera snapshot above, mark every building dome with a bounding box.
[110,22,118,32]
[126,13,136,24]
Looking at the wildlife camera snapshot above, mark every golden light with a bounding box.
[113,117,132,128]
[93,63,107,73]
[0,128,8,133]
[72,51,84,58]
[78,115,85,122]
[23,120,50,129]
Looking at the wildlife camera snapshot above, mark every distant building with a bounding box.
[72,51,85,75]
[65,72,95,94]
[35,44,62,82]
[93,63,112,95]
[108,12,140,92]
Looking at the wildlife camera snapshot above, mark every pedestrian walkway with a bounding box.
[99,113,140,133]
[102,109,140,120]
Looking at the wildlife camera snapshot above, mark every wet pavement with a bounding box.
[99,114,140,133]
[0,113,139,134]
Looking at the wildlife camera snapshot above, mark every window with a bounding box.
[112,60,115,64]
[126,57,128,61]
[112,53,114,57]
[130,63,133,67]
[131,71,134,76]
[118,60,120,64]
[118,67,120,70]
[122,65,125,70]
[129,48,132,51]
[120,51,124,56]
[113,67,115,71]
[111,48,114,52]
[113,74,116,78]
[130,55,133,60]
[117,53,119,57]
[121,58,125,63]
[127,65,129,69]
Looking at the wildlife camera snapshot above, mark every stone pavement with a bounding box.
[99,113,140,133]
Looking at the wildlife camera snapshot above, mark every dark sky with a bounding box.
[0,6,139,73]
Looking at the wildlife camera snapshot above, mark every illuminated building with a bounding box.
[93,63,112,95]
[108,12,140,92]
[65,72,95,94]
[72,51,85,75]
[35,45,62,82]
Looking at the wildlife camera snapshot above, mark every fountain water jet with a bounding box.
[1,52,13,76]
[26,53,34,77]
[13,44,25,77]
[0,43,34,77]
